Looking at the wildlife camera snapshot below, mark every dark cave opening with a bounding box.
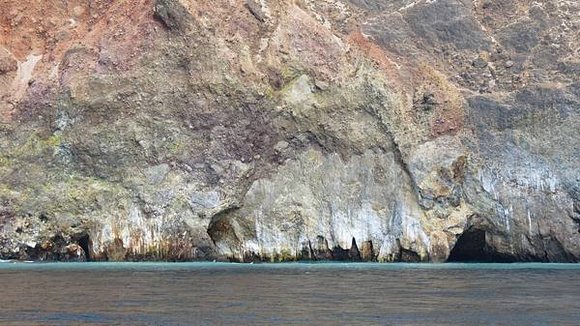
[447,228,516,263]
[447,228,489,262]
[75,233,92,262]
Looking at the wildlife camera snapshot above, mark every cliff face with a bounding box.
[0,0,578,262]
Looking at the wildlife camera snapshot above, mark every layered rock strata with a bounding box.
[0,0,578,262]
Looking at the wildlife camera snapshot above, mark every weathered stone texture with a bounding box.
[0,0,578,262]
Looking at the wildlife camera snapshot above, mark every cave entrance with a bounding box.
[447,228,489,262]
[75,233,92,262]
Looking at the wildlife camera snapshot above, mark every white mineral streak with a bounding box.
[527,210,533,235]
[90,188,220,257]
[481,163,560,196]
[12,54,41,99]
[92,222,113,255]
[223,149,431,260]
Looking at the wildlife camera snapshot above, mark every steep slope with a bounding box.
[0,0,578,262]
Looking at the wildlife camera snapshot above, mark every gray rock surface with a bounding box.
[0,0,578,262]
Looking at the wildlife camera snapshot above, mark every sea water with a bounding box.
[0,262,579,325]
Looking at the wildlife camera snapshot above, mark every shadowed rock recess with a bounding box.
[0,0,578,262]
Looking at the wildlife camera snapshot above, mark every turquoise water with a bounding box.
[1,262,579,325]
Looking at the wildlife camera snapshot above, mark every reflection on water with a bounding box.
[1,262,579,325]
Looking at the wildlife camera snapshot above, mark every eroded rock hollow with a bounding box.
[0,0,578,262]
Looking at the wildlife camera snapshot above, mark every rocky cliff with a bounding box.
[0,0,578,262]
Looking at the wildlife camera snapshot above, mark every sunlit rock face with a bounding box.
[0,0,578,262]
[209,149,431,262]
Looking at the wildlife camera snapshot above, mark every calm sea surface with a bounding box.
[0,262,579,325]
